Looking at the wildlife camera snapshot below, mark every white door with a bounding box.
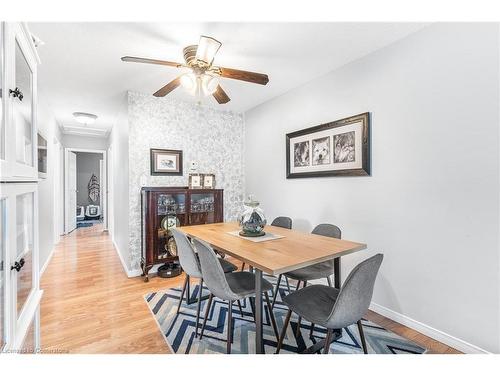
[67,151,77,233]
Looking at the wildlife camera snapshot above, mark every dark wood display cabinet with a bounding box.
[140,186,224,281]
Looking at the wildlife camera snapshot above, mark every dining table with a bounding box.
[179,221,367,354]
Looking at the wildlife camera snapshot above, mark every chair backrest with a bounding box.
[170,228,202,278]
[326,254,383,329]
[192,238,238,301]
[312,223,341,239]
[271,216,292,229]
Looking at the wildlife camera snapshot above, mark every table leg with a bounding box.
[333,257,342,343]
[255,269,264,354]
[334,257,341,288]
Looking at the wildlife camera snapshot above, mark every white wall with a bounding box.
[62,134,108,150]
[108,94,130,271]
[37,97,63,273]
[245,23,500,353]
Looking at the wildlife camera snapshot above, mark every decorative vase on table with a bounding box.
[238,195,267,237]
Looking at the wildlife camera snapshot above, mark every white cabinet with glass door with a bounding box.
[1,183,41,352]
[1,22,42,353]
[1,22,39,182]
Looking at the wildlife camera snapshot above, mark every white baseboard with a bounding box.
[40,245,56,277]
[369,302,490,354]
[112,239,142,278]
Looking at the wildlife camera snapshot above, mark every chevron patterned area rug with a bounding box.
[145,277,426,354]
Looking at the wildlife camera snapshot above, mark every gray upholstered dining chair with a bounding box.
[170,228,238,338]
[241,216,292,272]
[271,223,341,312]
[193,237,280,354]
[276,253,383,354]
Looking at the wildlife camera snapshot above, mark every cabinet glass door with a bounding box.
[155,193,186,260]
[14,39,34,168]
[189,193,215,225]
[16,192,34,315]
[0,198,5,350]
[1,24,4,161]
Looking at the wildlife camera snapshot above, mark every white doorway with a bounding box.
[67,151,77,233]
[64,148,108,234]
[53,139,64,243]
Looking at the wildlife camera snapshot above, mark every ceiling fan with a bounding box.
[121,35,269,104]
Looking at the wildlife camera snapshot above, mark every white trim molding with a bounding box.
[61,125,110,138]
[369,302,491,354]
[40,245,56,277]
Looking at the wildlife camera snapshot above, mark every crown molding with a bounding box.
[61,125,110,138]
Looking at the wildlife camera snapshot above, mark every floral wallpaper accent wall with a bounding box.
[128,92,245,270]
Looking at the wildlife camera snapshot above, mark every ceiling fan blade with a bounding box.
[213,85,230,104]
[217,67,269,85]
[121,56,183,68]
[153,77,181,97]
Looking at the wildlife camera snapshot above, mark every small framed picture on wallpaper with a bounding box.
[202,174,215,189]
[286,112,371,178]
[189,173,203,189]
[150,148,183,176]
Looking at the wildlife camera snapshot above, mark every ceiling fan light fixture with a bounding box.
[201,74,219,95]
[180,72,197,92]
[195,36,221,66]
[72,112,98,125]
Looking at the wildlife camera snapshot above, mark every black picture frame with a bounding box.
[150,148,183,176]
[286,112,371,178]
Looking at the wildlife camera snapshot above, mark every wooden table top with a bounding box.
[179,222,367,275]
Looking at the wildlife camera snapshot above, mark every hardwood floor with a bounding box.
[40,224,460,354]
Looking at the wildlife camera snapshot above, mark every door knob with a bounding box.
[9,87,24,101]
[11,258,25,272]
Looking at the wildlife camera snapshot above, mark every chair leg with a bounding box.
[295,281,306,336]
[264,292,279,341]
[186,275,191,303]
[295,280,301,290]
[357,320,368,354]
[236,299,244,317]
[326,276,332,287]
[241,262,246,271]
[176,276,188,315]
[271,274,282,309]
[275,309,292,354]
[285,276,292,293]
[227,300,233,354]
[195,278,203,337]
[323,329,333,354]
[199,293,213,340]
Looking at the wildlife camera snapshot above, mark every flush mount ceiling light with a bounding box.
[121,35,269,104]
[73,112,98,125]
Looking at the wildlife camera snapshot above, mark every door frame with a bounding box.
[107,145,113,240]
[53,139,63,243]
[64,147,107,234]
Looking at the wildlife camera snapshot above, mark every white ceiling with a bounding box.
[29,22,428,136]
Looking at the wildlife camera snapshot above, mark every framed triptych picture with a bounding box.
[286,112,371,178]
